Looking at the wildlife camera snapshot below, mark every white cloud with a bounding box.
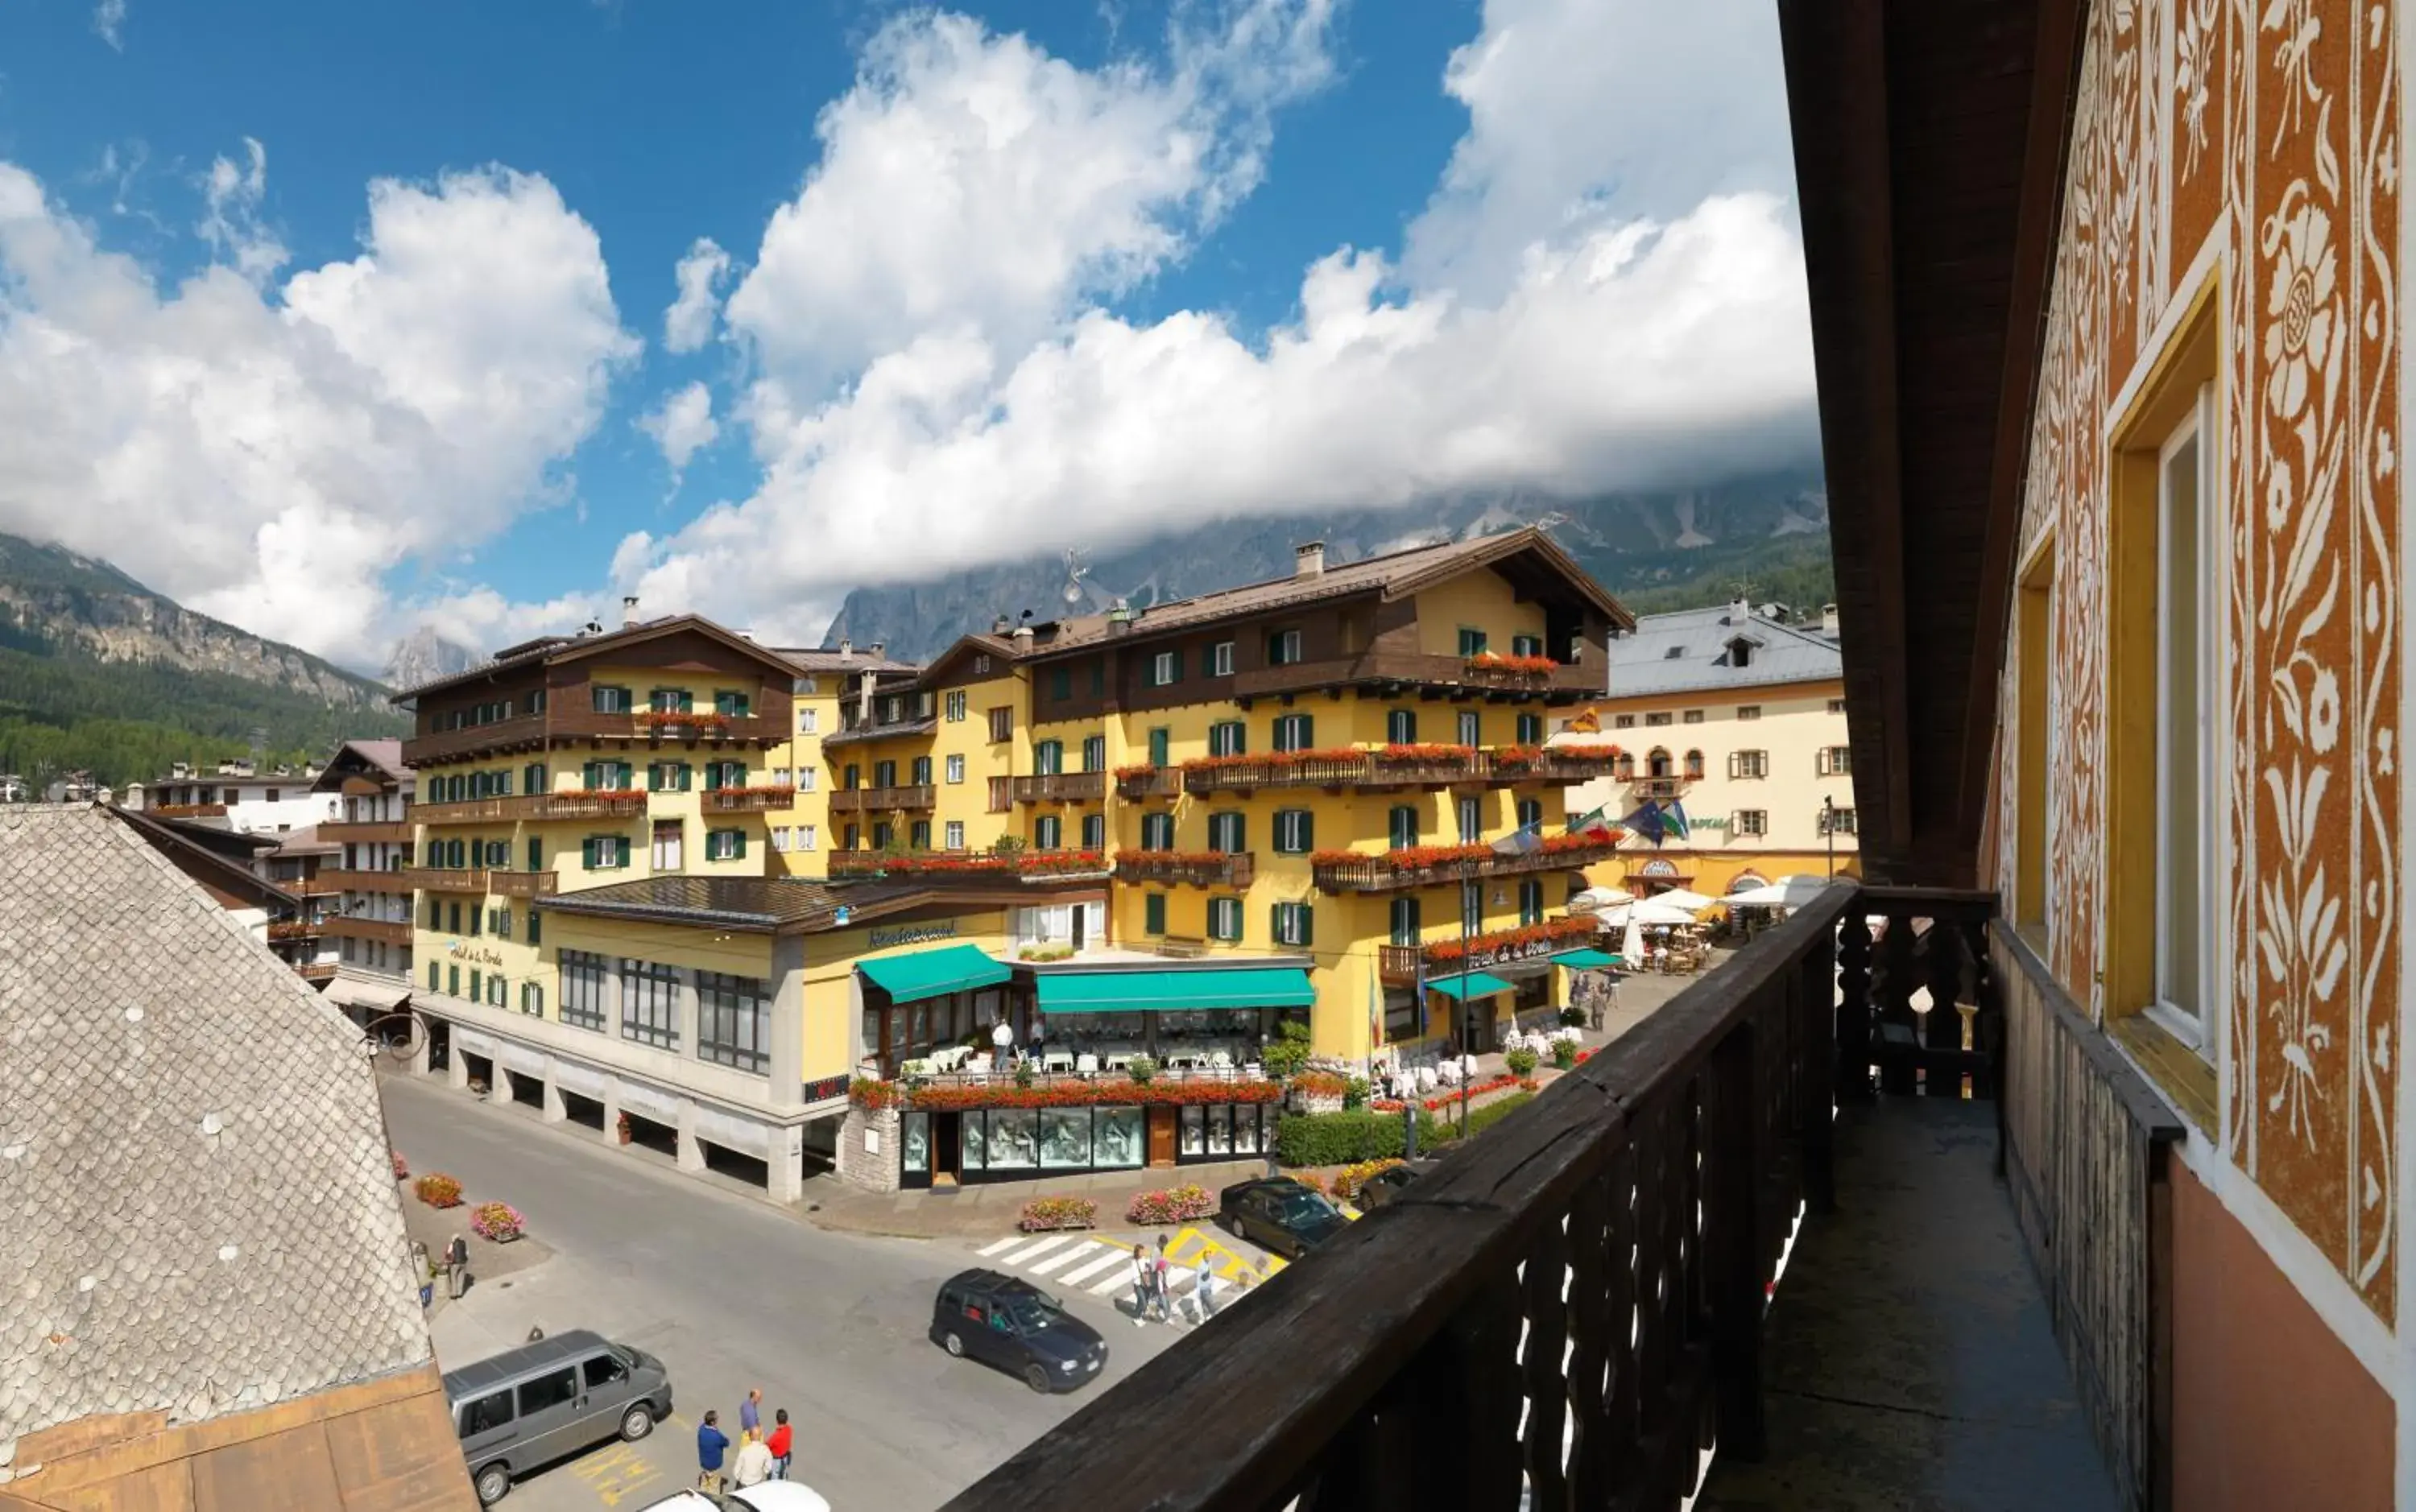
[197,137,288,285]
[614,0,1814,642]
[93,0,125,50]
[638,381,718,477]
[663,237,729,353]
[0,158,637,666]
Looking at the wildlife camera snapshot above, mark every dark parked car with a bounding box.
[1218,1177,1347,1258]
[1352,1161,1429,1212]
[929,1270,1107,1394]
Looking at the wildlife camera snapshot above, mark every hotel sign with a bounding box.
[870,919,958,949]
[447,942,505,968]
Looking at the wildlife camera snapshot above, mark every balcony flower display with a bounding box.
[1424,916,1598,965]
[712,783,796,798]
[635,708,730,732]
[565,787,645,802]
[1310,832,1624,876]
[1113,763,1160,782]
[1465,651,1558,676]
[1372,742,1478,764]
[1488,744,1545,769]
[1181,746,1365,775]
[848,1076,906,1111]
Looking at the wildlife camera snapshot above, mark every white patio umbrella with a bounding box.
[1621,915,1646,963]
[1629,897,1707,927]
[1569,886,1633,914]
[1644,887,1719,911]
[1726,874,1835,910]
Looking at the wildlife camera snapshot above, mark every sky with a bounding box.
[0,0,1812,673]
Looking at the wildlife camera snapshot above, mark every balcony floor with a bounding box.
[1700,1097,2120,1512]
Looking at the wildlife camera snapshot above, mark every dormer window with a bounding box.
[1724,635,1763,669]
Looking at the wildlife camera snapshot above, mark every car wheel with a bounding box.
[1024,1364,1053,1394]
[474,1463,511,1506]
[619,1404,653,1442]
[944,1332,966,1358]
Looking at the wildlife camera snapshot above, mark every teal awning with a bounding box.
[1552,948,1622,969]
[1425,971,1512,1000]
[857,944,1010,1003]
[1036,967,1314,1014]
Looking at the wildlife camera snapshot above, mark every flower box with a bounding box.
[415,1172,463,1208]
[1465,652,1559,676]
[470,1200,524,1242]
[849,1076,906,1111]
[1018,1196,1099,1233]
[1126,1184,1216,1225]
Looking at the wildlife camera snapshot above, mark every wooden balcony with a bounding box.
[1310,834,1624,893]
[828,784,936,814]
[266,918,321,941]
[400,709,781,766]
[954,884,2133,1512]
[318,819,413,845]
[401,713,548,767]
[148,803,228,820]
[412,790,650,825]
[1114,766,1185,800]
[1011,771,1108,804]
[296,960,340,983]
[489,870,559,899]
[324,915,412,946]
[1112,851,1256,888]
[1227,649,1600,702]
[828,849,1107,882]
[288,874,344,896]
[1181,750,1492,796]
[315,868,415,894]
[397,867,489,893]
[704,785,797,813]
[1627,774,1694,799]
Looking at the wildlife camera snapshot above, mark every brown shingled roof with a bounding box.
[388,614,798,703]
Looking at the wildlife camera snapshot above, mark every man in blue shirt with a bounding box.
[697,1409,730,1492]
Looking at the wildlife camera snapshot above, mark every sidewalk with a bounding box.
[801,1158,1273,1240]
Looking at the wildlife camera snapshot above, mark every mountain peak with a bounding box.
[383,626,481,691]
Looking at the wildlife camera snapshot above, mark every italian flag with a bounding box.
[1568,805,1617,841]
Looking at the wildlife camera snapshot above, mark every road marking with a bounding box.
[1087,1266,1140,1296]
[1027,1240,1100,1276]
[999,1234,1076,1266]
[977,1236,1024,1257]
[1059,1250,1130,1287]
[568,1442,662,1507]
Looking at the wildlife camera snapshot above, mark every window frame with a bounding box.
[2146,383,2215,1050]
[697,969,771,1074]
[619,959,681,1050]
[1211,640,1235,676]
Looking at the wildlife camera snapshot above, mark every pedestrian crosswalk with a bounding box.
[972,1226,1287,1306]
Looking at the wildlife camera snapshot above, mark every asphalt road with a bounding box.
[379,1073,1185,1512]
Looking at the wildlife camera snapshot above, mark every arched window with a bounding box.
[1684,749,1705,779]
[1647,747,1673,779]
[1611,750,1634,781]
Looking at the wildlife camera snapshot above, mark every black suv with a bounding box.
[1352,1161,1429,1212]
[930,1270,1108,1394]
[1218,1177,1347,1258]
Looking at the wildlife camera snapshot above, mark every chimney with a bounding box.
[1295,540,1326,577]
[622,595,639,628]
[1106,599,1135,638]
[1821,602,1840,636]
[870,641,886,659]
[1728,594,1750,623]
[1011,622,1035,650]
[838,637,853,659]
[992,614,1012,635]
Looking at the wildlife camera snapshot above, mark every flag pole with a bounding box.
[1458,849,1471,1141]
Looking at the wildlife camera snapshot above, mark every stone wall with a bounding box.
[838,1104,900,1194]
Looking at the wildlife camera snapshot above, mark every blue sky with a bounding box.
[0,0,1808,670]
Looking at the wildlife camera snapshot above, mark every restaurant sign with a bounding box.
[871,919,958,949]
[447,942,505,968]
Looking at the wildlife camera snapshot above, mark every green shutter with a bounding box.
[1145,894,1166,935]
[581,837,597,869]
[733,830,747,860]
[1169,648,1184,682]
[1297,903,1313,948]
[1268,903,1280,944]
[527,911,541,944]
[1148,728,1169,766]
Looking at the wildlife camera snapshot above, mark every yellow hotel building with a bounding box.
[391,529,1634,1197]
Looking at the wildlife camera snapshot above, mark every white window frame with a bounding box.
[1211,640,1235,676]
[798,824,817,852]
[946,690,968,721]
[945,820,966,851]
[2149,383,2217,1052]
[798,707,819,734]
[796,767,817,792]
[1208,896,1243,941]
[1734,809,1768,837]
[973,654,992,675]
[1150,651,1177,686]
[945,754,966,783]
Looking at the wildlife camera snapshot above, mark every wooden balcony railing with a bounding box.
[318,819,413,845]
[401,709,781,766]
[148,803,229,820]
[296,960,340,983]
[1114,766,1185,800]
[1011,771,1108,804]
[315,868,416,894]
[412,790,650,825]
[1183,750,1490,795]
[1375,918,1599,983]
[1628,774,1694,799]
[489,871,559,899]
[1227,650,1600,702]
[828,784,936,814]
[400,713,548,767]
[705,785,797,813]
[323,915,412,946]
[1311,835,1624,894]
[828,849,1107,882]
[288,874,344,896]
[1113,851,1256,888]
[266,918,321,941]
[397,867,490,894]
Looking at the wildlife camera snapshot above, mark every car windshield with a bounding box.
[1276,1192,1338,1222]
[999,1293,1065,1332]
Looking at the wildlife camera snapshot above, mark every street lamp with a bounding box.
[1456,851,1474,1142]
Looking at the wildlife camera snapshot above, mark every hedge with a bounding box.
[1429,1091,1538,1145]
[1274,1109,1442,1167]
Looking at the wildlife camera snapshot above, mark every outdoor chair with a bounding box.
[1076,1053,1100,1076]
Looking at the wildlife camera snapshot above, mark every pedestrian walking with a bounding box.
[732,1427,773,1487]
[1129,1243,1153,1327]
[696,1410,729,1492]
[445,1234,470,1300]
[1152,1234,1173,1322]
[767,1408,792,1480]
[740,1387,762,1436]
[1192,1253,1218,1323]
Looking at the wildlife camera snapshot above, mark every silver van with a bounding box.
[444,1328,673,1506]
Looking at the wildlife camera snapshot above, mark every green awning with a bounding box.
[1425,971,1512,1000]
[857,944,1010,1003]
[1552,948,1622,969]
[1036,967,1315,1014]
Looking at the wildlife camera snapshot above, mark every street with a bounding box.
[379,1074,1188,1511]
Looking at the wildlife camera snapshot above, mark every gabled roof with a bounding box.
[778,646,924,675]
[0,804,451,1498]
[1603,605,1844,698]
[391,614,801,704]
[111,805,297,911]
[314,738,410,790]
[918,632,1024,685]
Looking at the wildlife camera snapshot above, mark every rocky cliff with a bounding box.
[383,625,481,692]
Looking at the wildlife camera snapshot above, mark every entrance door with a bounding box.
[1463,1001,1495,1056]
[1071,905,1087,952]
[933,1112,962,1186]
[1146,1106,1178,1167]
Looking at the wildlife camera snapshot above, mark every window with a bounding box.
[1734,809,1768,837]
[520,981,543,1017]
[458,1389,513,1439]
[1207,812,1245,853]
[1082,736,1106,772]
[582,1354,627,1391]
[1208,896,1243,942]
[645,688,689,715]
[447,965,460,998]
[800,706,821,733]
[872,759,898,789]
[1148,650,1181,687]
[1082,812,1105,849]
[1455,709,1480,747]
[844,825,859,849]
[771,826,792,853]
[448,902,462,933]
[1518,878,1545,926]
[714,690,751,717]
[1386,708,1417,744]
[1030,740,1063,777]
[1209,721,1246,757]
[2016,542,2056,930]
[1516,713,1543,745]
[1613,714,1636,729]
[1511,634,1543,659]
[1050,667,1074,700]
[1272,901,1313,948]
[1141,812,1175,851]
[1148,727,1171,766]
[799,825,817,852]
[697,971,770,1073]
[581,759,633,791]
[1273,809,1313,854]
[911,755,933,786]
[1818,746,1853,776]
[1727,750,1769,779]
[1272,713,1313,752]
[1388,805,1419,849]
[1828,698,1847,715]
[945,690,967,721]
[428,960,441,991]
[583,835,631,870]
[620,960,680,1049]
[1820,805,1859,837]
[1267,629,1301,666]
[487,974,506,1008]
[1457,627,1489,657]
[1644,712,1673,727]
[1388,897,1421,948]
[1727,639,1756,670]
[527,837,543,872]
[2143,384,2213,1042]
[1461,878,1483,932]
[522,762,546,795]
[469,968,481,1000]
[1682,709,1704,725]
[1034,815,1061,850]
[1737,704,1762,721]
[705,828,747,861]
[652,820,684,870]
[973,653,991,675]
[1516,798,1542,832]
[493,908,512,940]
[592,684,631,714]
[988,707,1012,742]
[427,897,442,930]
[648,761,692,792]
[526,910,540,944]
[1138,892,1171,937]
[987,776,1011,812]
[1456,795,1481,842]
[910,820,932,850]
[1685,750,1706,780]
[519,1366,579,1417]
[1211,640,1235,675]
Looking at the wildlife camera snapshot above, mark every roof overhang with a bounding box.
[390,614,804,706]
